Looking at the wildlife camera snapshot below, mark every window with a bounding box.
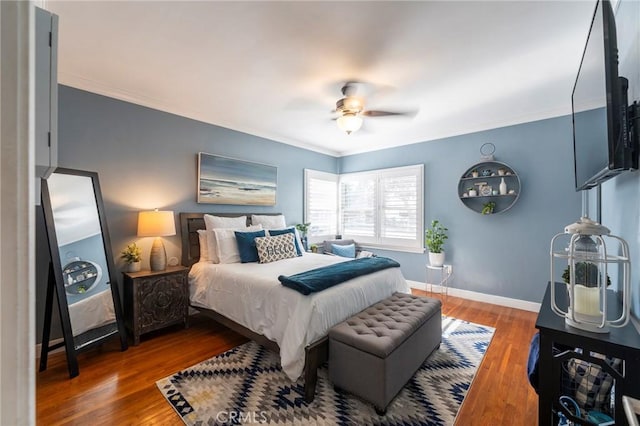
[304,165,424,252]
[340,165,423,252]
[304,169,338,240]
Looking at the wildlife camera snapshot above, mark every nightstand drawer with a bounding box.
[123,266,189,345]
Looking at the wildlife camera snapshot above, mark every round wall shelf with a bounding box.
[458,161,521,214]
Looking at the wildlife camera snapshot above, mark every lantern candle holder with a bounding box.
[550,217,631,333]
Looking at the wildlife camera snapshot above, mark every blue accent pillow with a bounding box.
[332,243,356,258]
[234,230,266,263]
[268,227,302,256]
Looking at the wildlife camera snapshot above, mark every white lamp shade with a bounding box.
[137,210,176,237]
[337,113,363,134]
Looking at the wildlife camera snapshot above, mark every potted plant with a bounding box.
[121,242,142,272]
[481,201,496,215]
[295,222,311,251]
[425,220,448,267]
[471,169,479,178]
[310,244,318,254]
[467,187,477,197]
[562,262,611,288]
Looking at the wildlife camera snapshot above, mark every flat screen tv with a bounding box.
[572,0,637,191]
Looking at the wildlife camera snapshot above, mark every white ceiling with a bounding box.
[46,1,596,157]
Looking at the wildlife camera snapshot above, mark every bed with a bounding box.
[180,212,410,402]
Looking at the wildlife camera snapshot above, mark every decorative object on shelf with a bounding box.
[549,217,631,333]
[137,210,176,271]
[479,142,495,161]
[310,244,318,253]
[481,202,496,215]
[295,222,311,251]
[197,152,277,206]
[120,243,142,272]
[499,177,507,195]
[425,220,448,267]
[62,258,102,295]
[458,155,521,214]
[471,169,479,178]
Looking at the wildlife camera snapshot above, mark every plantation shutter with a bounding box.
[381,172,419,241]
[304,169,338,239]
[340,175,376,242]
[340,165,423,251]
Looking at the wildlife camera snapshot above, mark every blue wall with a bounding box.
[55,85,337,263]
[601,0,640,325]
[340,116,582,303]
[36,85,337,340]
[37,86,594,340]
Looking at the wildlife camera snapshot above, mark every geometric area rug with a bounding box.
[157,317,495,425]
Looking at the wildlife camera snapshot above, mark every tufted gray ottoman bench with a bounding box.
[328,292,442,414]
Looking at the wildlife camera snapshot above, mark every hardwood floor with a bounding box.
[36,293,539,425]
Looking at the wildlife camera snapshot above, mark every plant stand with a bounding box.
[426,264,452,303]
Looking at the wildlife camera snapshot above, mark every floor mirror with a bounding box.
[40,168,128,377]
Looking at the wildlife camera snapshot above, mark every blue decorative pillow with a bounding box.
[332,243,356,258]
[234,230,266,263]
[268,228,302,256]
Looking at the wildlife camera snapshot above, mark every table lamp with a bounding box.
[137,210,176,271]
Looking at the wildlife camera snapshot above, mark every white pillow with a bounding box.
[197,229,210,262]
[204,214,247,230]
[211,225,262,264]
[207,229,222,263]
[251,214,286,230]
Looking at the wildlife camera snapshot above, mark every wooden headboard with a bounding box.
[180,212,282,267]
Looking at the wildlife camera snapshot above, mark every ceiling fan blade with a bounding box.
[362,109,418,118]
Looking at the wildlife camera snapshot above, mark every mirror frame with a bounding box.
[39,167,127,377]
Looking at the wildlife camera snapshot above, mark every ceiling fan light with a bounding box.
[337,114,363,135]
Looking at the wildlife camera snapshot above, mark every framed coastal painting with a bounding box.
[197,153,277,205]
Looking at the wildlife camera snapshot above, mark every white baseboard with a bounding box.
[34,337,65,361]
[407,280,541,313]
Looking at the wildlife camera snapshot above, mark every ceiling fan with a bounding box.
[333,82,417,135]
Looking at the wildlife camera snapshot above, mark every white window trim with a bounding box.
[303,169,338,243]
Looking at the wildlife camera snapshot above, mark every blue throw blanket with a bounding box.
[278,257,400,295]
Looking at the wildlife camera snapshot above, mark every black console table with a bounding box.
[535,282,640,426]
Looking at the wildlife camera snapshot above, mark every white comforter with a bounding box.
[189,253,409,380]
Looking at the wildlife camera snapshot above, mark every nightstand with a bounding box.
[122,266,189,345]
